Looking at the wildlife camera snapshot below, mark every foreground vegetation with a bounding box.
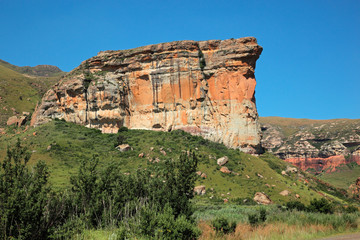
[0,120,352,206]
[1,120,359,239]
[0,140,200,239]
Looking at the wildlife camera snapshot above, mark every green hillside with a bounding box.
[318,164,360,189]
[0,120,354,205]
[0,59,64,77]
[0,61,63,126]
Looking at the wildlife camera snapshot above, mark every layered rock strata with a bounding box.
[260,118,360,173]
[32,37,263,153]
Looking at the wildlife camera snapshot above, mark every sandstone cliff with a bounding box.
[260,117,360,173]
[32,37,263,153]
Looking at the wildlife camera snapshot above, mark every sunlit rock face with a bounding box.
[32,37,263,153]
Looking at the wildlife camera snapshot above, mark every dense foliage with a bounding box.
[0,140,200,239]
[211,217,236,235]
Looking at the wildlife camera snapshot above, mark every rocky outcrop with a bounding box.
[32,37,263,153]
[253,192,272,205]
[260,118,360,173]
[194,185,206,195]
[7,112,30,127]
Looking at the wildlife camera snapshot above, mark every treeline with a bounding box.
[0,140,200,239]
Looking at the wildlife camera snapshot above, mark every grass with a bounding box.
[195,204,360,240]
[0,120,355,205]
[0,63,61,126]
[67,205,360,240]
[319,164,360,189]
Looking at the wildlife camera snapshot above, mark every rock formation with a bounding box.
[260,117,360,173]
[32,37,263,153]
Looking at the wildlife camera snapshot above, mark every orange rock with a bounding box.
[220,166,231,174]
[32,37,263,153]
[285,155,360,173]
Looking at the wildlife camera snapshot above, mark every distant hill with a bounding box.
[0,59,64,77]
[260,116,360,189]
[0,60,65,126]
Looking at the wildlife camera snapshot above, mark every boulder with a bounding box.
[286,166,298,173]
[7,116,18,126]
[279,190,290,196]
[220,166,231,174]
[200,172,207,179]
[17,116,27,126]
[253,192,272,205]
[116,144,132,152]
[194,185,206,195]
[217,156,229,166]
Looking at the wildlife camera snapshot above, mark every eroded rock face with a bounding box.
[260,118,360,173]
[32,37,263,153]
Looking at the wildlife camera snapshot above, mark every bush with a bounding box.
[248,208,267,227]
[211,217,236,235]
[248,213,260,227]
[137,204,200,240]
[345,205,359,214]
[308,198,334,214]
[0,139,51,239]
[286,201,306,211]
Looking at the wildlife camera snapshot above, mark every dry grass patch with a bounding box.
[198,221,335,240]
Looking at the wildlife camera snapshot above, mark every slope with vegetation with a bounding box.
[0,120,355,205]
[260,117,360,189]
[0,120,359,239]
[0,60,65,127]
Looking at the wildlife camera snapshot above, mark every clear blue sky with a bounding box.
[1,0,359,119]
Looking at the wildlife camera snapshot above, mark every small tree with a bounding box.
[0,139,50,239]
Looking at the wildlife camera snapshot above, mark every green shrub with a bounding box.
[308,198,334,214]
[136,204,200,240]
[286,201,306,211]
[248,208,267,227]
[211,217,236,235]
[345,205,359,214]
[248,213,260,227]
[0,139,51,239]
[259,208,267,222]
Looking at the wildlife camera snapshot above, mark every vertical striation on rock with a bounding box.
[32,37,263,153]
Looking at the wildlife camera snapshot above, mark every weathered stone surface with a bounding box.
[194,185,206,195]
[260,118,360,173]
[32,37,263,153]
[17,116,27,126]
[279,190,290,196]
[200,172,207,179]
[253,192,272,205]
[217,156,229,166]
[286,166,297,173]
[7,116,18,126]
[285,155,360,173]
[116,144,132,152]
[220,166,231,174]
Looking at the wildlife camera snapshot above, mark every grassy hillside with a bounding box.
[318,163,360,189]
[0,59,64,77]
[0,120,354,205]
[259,116,360,138]
[0,61,63,126]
